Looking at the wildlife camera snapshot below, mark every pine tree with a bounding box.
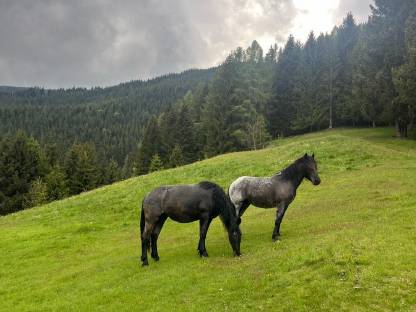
[292,32,326,131]
[149,154,163,172]
[121,154,133,179]
[334,13,360,125]
[158,106,177,164]
[268,35,302,137]
[105,159,121,184]
[64,143,99,195]
[0,132,46,215]
[203,54,240,156]
[136,117,161,174]
[351,22,387,127]
[265,44,278,64]
[392,8,416,137]
[246,40,264,63]
[176,104,198,163]
[169,144,185,167]
[45,165,69,201]
[246,114,271,150]
[24,177,48,208]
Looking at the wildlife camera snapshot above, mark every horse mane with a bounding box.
[198,181,236,230]
[198,181,220,190]
[279,157,305,180]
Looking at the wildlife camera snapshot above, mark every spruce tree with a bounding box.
[45,165,69,201]
[0,132,46,214]
[64,143,99,195]
[292,32,326,131]
[105,159,121,184]
[268,35,302,137]
[24,177,48,208]
[334,13,359,125]
[169,144,185,167]
[392,8,416,136]
[149,154,163,172]
[203,55,239,156]
[136,117,161,174]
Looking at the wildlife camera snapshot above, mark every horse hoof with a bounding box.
[272,236,280,242]
[200,251,209,257]
[142,260,149,267]
[152,255,160,261]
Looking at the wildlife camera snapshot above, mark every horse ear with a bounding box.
[304,153,308,158]
[312,153,315,158]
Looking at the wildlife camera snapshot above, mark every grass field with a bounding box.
[1,128,416,311]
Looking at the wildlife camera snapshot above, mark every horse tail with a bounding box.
[140,201,145,238]
[140,199,150,253]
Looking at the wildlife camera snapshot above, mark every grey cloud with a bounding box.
[0,0,369,88]
[334,0,373,24]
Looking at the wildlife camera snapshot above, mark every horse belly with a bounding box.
[248,196,276,208]
[247,184,277,208]
[163,197,207,223]
[168,214,198,223]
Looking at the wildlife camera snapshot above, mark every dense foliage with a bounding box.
[1,0,415,214]
[0,68,216,165]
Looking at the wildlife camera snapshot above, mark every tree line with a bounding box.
[0,131,123,215]
[1,0,415,214]
[136,0,416,172]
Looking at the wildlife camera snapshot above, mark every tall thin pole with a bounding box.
[329,66,333,129]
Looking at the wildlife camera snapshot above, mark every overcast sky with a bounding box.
[0,0,373,88]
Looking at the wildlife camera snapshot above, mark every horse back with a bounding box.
[161,185,215,223]
[230,176,293,208]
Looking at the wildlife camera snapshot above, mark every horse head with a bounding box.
[303,153,321,185]
[228,214,242,256]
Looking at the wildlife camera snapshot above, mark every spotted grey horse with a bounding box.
[140,181,241,266]
[229,154,321,241]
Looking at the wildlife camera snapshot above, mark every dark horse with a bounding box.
[229,153,321,241]
[140,181,241,266]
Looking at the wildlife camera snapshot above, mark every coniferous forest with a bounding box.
[1,0,415,215]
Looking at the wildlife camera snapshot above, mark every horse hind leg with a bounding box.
[230,192,249,218]
[151,214,167,261]
[198,216,212,257]
[141,222,154,266]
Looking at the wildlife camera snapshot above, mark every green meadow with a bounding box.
[1,128,416,311]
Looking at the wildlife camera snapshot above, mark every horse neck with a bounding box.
[292,169,305,190]
[279,162,305,190]
[215,192,235,232]
[219,209,233,232]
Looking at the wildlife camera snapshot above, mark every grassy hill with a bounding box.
[1,128,416,311]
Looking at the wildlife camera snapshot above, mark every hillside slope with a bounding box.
[1,128,416,311]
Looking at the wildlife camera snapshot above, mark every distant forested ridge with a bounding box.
[1,0,415,215]
[0,68,216,164]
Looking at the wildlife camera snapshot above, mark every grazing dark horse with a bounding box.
[229,153,321,241]
[140,181,241,266]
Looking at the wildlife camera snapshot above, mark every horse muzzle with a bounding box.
[313,178,321,185]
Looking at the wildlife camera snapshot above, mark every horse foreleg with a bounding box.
[198,216,212,257]
[141,222,154,266]
[151,214,167,261]
[272,202,288,242]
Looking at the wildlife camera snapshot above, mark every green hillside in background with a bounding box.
[1,128,416,311]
